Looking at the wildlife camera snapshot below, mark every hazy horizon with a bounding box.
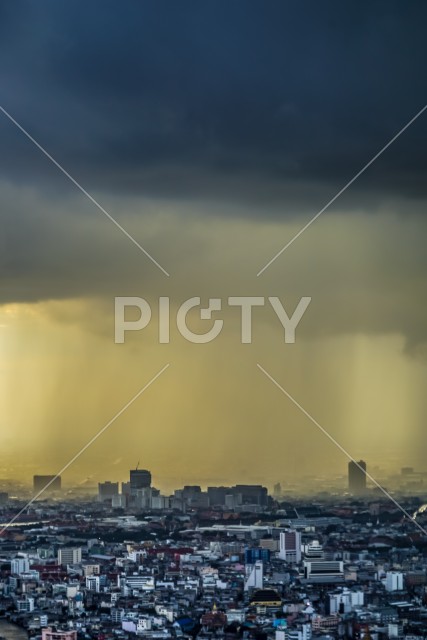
[1,3,427,494]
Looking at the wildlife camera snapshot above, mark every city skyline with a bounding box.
[1,3,427,488]
[2,460,427,500]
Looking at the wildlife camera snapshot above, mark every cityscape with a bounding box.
[1,464,427,640]
[1,3,427,640]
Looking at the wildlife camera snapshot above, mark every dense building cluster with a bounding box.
[1,474,427,640]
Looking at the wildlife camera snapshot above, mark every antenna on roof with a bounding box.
[136,461,140,470]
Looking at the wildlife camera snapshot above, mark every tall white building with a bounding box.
[329,588,364,614]
[86,575,101,592]
[244,560,263,591]
[151,495,171,509]
[11,557,30,575]
[112,494,127,508]
[136,487,152,509]
[385,571,404,592]
[279,530,301,563]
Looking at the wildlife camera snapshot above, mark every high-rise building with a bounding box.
[233,485,268,506]
[112,494,127,508]
[98,481,119,502]
[33,475,61,493]
[348,460,367,494]
[385,571,404,592]
[279,530,301,563]
[11,557,30,575]
[244,560,264,591]
[207,485,269,507]
[57,547,82,566]
[135,487,152,509]
[245,548,271,564]
[207,486,228,506]
[129,468,151,495]
[121,481,131,496]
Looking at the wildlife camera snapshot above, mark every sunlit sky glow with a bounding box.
[1,2,427,491]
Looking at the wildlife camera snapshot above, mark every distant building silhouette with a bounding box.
[98,481,119,502]
[207,484,269,507]
[33,475,61,494]
[401,467,414,475]
[348,460,367,494]
[233,485,268,506]
[129,468,151,498]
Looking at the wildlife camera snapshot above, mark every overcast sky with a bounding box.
[0,1,426,491]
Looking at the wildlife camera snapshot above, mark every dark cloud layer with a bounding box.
[1,3,427,484]
[0,0,426,351]
[0,1,426,206]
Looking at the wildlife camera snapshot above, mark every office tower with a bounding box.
[181,485,201,502]
[225,494,238,509]
[233,485,268,506]
[151,495,171,509]
[386,571,404,592]
[112,494,127,508]
[303,559,344,582]
[245,548,270,564]
[207,486,228,506]
[180,486,209,507]
[279,529,301,563]
[329,589,364,614]
[33,475,61,493]
[86,575,101,592]
[348,460,367,494]
[57,547,82,566]
[135,487,152,509]
[121,481,131,496]
[98,481,119,501]
[129,468,151,495]
[244,560,264,591]
[11,557,30,575]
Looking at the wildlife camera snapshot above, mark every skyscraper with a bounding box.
[98,481,119,502]
[129,468,151,496]
[348,460,367,494]
[279,529,301,563]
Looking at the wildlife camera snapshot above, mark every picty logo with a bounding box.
[114,296,311,344]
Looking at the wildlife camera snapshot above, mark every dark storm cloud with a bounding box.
[0,0,426,208]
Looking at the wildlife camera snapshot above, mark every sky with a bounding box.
[0,1,427,492]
